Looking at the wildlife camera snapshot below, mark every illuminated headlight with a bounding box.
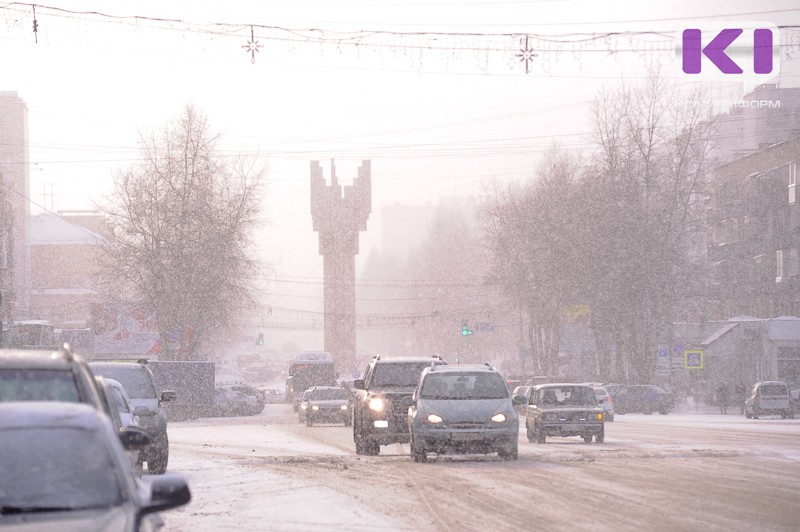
[311,405,319,411]
[300,404,307,410]
[368,398,385,412]
[426,414,443,424]
[491,413,507,423]
[340,404,349,410]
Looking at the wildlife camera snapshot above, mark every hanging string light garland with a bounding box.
[3,3,799,73]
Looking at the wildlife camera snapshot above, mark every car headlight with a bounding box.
[340,404,349,410]
[311,405,319,411]
[300,404,307,410]
[596,412,603,421]
[368,398,385,412]
[426,414,443,424]
[491,413,507,423]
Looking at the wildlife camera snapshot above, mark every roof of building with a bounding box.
[29,212,103,246]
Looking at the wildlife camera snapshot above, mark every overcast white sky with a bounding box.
[2,0,799,341]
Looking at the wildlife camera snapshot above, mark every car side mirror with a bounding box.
[161,389,178,402]
[400,396,414,410]
[512,395,527,405]
[353,379,365,390]
[141,474,192,516]
[119,426,152,451]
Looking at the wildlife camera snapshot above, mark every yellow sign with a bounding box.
[683,349,704,369]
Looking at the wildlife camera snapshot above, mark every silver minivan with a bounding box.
[744,381,794,419]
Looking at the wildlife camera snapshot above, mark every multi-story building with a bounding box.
[705,135,800,319]
[0,91,32,320]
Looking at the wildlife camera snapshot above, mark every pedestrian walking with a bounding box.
[717,382,731,414]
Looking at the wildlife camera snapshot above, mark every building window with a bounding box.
[790,249,800,277]
[777,250,786,282]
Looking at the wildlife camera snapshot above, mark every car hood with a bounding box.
[0,506,131,532]
[311,400,349,406]
[419,398,514,422]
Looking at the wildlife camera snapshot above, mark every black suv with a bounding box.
[352,355,446,455]
[89,360,176,474]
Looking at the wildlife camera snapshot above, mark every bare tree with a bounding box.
[99,105,266,360]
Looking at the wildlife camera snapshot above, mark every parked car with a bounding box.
[744,381,795,419]
[405,363,525,462]
[213,384,263,417]
[525,383,605,444]
[89,360,176,474]
[0,346,150,457]
[258,387,284,404]
[300,385,352,426]
[613,385,674,415]
[0,401,190,531]
[593,386,615,422]
[96,376,146,475]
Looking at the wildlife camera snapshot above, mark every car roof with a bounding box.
[532,382,593,389]
[372,356,447,364]
[424,364,499,374]
[0,348,81,369]
[0,401,109,430]
[89,360,146,370]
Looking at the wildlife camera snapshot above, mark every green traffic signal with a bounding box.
[462,324,473,337]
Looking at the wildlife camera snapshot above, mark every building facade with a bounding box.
[0,91,31,320]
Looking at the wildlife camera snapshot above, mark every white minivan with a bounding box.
[744,381,794,419]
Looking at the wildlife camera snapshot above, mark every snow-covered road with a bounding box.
[160,404,800,531]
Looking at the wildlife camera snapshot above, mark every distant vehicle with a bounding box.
[613,385,674,415]
[258,387,284,404]
[525,383,605,444]
[299,385,352,427]
[593,386,615,422]
[0,402,190,530]
[147,360,216,421]
[285,351,338,411]
[405,363,524,462]
[745,381,794,419]
[213,381,265,416]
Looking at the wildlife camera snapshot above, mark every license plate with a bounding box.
[560,424,583,432]
[452,432,484,441]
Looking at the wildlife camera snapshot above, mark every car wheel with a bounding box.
[659,410,669,415]
[147,438,169,475]
[526,427,535,443]
[411,439,427,463]
[583,435,593,443]
[745,410,752,419]
[616,407,625,415]
[643,409,653,415]
[535,425,546,444]
[499,442,518,460]
[595,428,605,443]
[344,416,352,427]
[306,415,313,427]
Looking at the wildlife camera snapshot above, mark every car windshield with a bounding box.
[311,388,347,400]
[420,373,509,400]
[370,363,438,387]
[539,386,596,406]
[92,366,156,399]
[760,384,787,395]
[0,369,80,402]
[0,426,123,509]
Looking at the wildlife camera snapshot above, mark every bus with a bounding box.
[285,350,337,411]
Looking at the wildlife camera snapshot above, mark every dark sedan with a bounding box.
[612,384,674,415]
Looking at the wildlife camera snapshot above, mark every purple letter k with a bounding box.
[683,28,743,74]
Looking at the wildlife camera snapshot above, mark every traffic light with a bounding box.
[257,333,264,346]
[462,324,473,337]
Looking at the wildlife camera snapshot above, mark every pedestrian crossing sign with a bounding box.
[683,349,704,369]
